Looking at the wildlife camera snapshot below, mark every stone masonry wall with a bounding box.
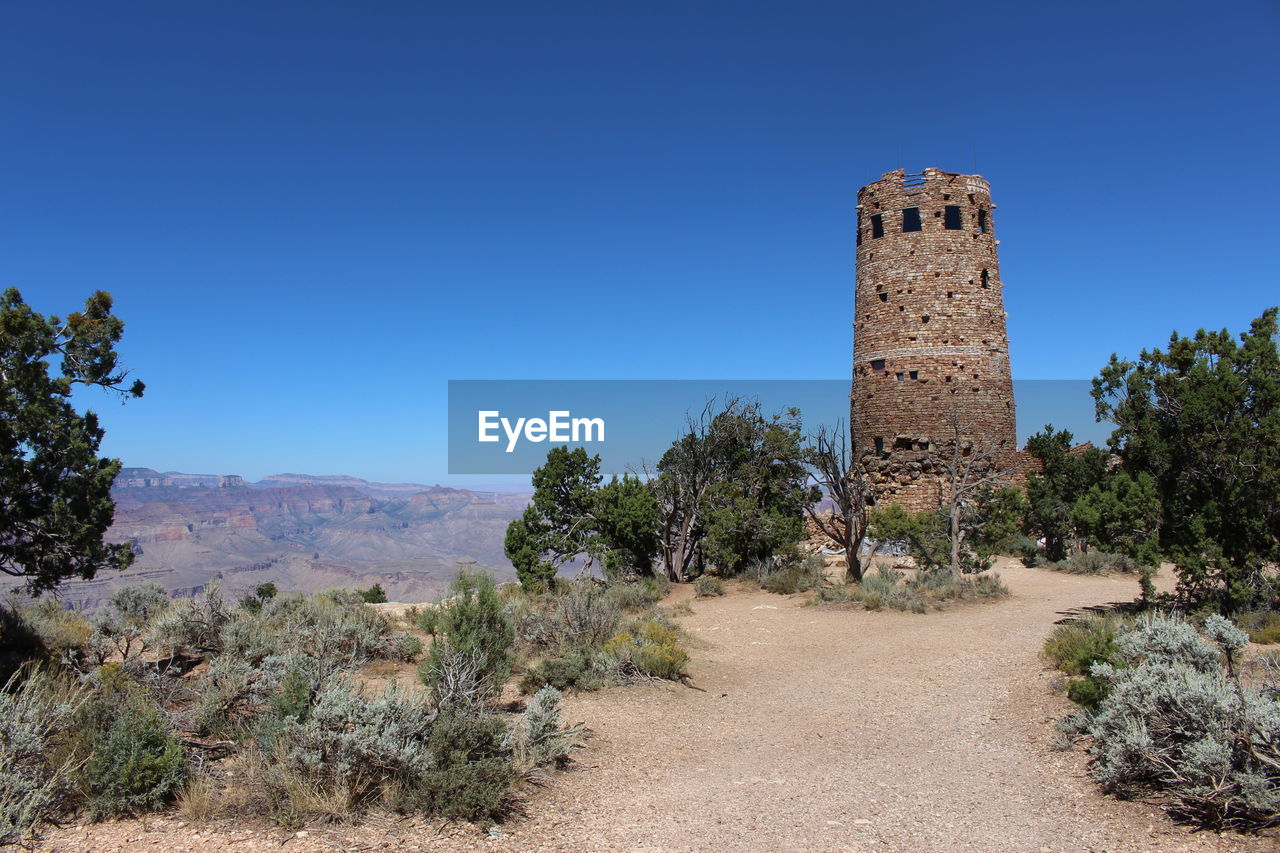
[852,168,1017,512]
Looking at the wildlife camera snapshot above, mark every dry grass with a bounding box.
[175,775,215,823]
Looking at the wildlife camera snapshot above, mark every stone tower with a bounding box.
[851,168,1016,511]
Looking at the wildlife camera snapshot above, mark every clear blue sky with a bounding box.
[3,1,1277,484]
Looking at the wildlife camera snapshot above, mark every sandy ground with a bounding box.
[44,560,1280,852]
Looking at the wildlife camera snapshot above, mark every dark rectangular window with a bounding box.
[874,436,885,454]
[909,370,919,380]
[895,372,904,381]
[871,214,884,239]
[978,208,989,234]
[870,359,886,374]
[901,207,922,232]
[944,205,963,230]
[879,292,888,302]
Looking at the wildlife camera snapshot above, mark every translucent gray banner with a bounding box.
[448,379,1105,475]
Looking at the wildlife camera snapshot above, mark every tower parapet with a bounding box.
[852,168,1017,510]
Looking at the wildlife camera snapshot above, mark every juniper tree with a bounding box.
[1093,307,1280,611]
[0,288,143,593]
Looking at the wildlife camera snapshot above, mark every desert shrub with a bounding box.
[82,691,188,819]
[1,601,93,679]
[604,579,664,611]
[1042,613,1128,709]
[1082,614,1280,829]
[1013,534,1047,567]
[0,669,87,845]
[409,709,512,822]
[1235,610,1280,645]
[265,677,436,822]
[149,582,231,658]
[554,581,622,648]
[693,576,725,598]
[1052,551,1136,575]
[507,598,558,652]
[756,554,825,595]
[505,686,582,776]
[602,618,688,681]
[222,590,410,672]
[971,573,1010,598]
[811,582,855,605]
[518,650,603,694]
[358,584,388,604]
[416,605,441,637]
[89,582,170,666]
[420,571,515,703]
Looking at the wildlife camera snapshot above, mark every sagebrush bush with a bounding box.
[0,669,87,845]
[1235,610,1280,645]
[693,576,725,598]
[265,677,436,820]
[1052,551,1136,575]
[554,582,621,648]
[518,650,603,694]
[420,571,515,704]
[1042,613,1128,709]
[756,554,825,595]
[82,692,188,819]
[604,579,664,611]
[506,687,583,775]
[602,618,688,681]
[1079,614,1280,829]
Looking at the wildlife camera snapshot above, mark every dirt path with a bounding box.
[47,560,1279,852]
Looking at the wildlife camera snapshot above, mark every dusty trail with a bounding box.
[48,560,1278,852]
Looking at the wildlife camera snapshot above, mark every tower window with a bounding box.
[896,372,904,381]
[874,436,885,455]
[901,207,922,232]
[981,269,990,288]
[879,292,888,302]
[909,370,919,380]
[944,205,963,230]
[978,208,989,234]
[871,214,884,239]
[870,359,886,374]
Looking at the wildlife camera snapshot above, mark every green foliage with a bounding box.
[1022,427,1110,562]
[518,650,603,694]
[654,398,818,580]
[420,571,515,703]
[754,554,825,595]
[693,576,725,598]
[505,452,662,590]
[0,669,87,845]
[868,504,950,571]
[604,578,664,611]
[255,582,278,601]
[594,474,661,578]
[699,403,818,574]
[1051,551,1136,575]
[505,447,604,591]
[553,581,621,648]
[1077,614,1280,829]
[1042,613,1127,710]
[89,581,169,665]
[601,618,688,681]
[1,600,92,679]
[1071,470,1161,569]
[845,564,1007,613]
[83,693,187,819]
[0,289,144,594]
[506,686,583,774]
[358,583,388,604]
[1235,610,1280,645]
[412,708,512,822]
[1094,307,1280,612]
[972,486,1028,565]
